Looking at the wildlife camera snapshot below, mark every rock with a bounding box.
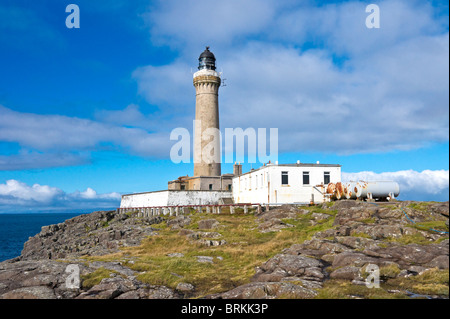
[0,258,180,299]
[196,256,214,264]
[77,277,134,299]
[332,252,378,268]
[198,219,220,230]
[335,236,377,250]
[258,218,293,233]
[167,216,191,230]
[330,266,362,281]
[371,242,448,267]
[311,213,331,221]
[408,266,429,275]
[333,205,378,226]
[198,239,227,247]
[0,259,88,299]
[1,286,57,299]
[21,211,162,260]
[176,282,195,293]
[252,254,325,283]
[209,282,317,299]
[167,253,184,258]
[425,255,449,270]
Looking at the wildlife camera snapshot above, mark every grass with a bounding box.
[317,267,449,299]
[409,221,448,233]
[388,268,449,296]
[351,232,373,239]
[81,267,121,289]
[407,202,432,212]
[80,204,448,299]
[316,280,408,299]
[83,205,338,297]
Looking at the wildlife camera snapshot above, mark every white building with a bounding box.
[232,162,341,204]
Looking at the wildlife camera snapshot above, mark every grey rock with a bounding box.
[196,256,214,263]
[209,282,317,299]
[167,253,184,258]
[253,254,325,282]
[424,255,449,270]
[330,266,362,281]
[198,219,220,230]
[176,282,195,293]
[21,211,162,260]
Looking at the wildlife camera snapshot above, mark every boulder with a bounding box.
[198,219,219,230]
[253,254,325,283]
[209,282,317,299]
[329,266,362,281]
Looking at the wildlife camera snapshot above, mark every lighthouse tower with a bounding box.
[193,46,221,177]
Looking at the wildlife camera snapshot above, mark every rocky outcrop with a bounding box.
[21,210,163,260]
[0,258,180,299]
[209,282,317,299]
[211,200,449,299]
[0,201,448,299]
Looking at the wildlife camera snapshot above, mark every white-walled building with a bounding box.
[232,162,341,204]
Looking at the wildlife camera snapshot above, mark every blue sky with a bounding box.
[0,0,448,212]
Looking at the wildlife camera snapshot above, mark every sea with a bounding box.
[0,211,91,262]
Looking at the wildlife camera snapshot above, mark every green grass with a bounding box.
[316,280,408,299]
[388,268,449,296]
[80,204,449,299]
[84,206,338,297]
[351,232,373,239]
[81,267,120,289]
[409,221,448,233]
[407,202,431,212]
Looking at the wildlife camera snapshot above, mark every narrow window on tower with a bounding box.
[303,171,310,185]
[281,171,289,185]
[324,172,330,185]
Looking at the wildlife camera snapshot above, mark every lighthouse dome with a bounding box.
[198,46,216,71]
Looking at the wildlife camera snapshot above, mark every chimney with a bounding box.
[233,162,242,176]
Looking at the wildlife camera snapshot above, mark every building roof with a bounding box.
[237,162,341,177]
[199,46,215,59]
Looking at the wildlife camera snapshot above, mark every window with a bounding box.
[324,172,330,185]
[180,185,186,190]
[228,184,232,191]
[281,171,289,185]
[303,171,310,185]
[209,184,213,190]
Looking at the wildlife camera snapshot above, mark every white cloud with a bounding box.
[342,169,449,201]
[0,179,121,211]
[145,0,278,51]
[133,0,449,155]
[0,105,172,169]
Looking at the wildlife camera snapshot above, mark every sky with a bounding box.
[0,0,448,212]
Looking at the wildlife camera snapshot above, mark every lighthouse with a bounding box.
[193,46,222,177]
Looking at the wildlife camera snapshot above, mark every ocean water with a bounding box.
[0,212,84,262]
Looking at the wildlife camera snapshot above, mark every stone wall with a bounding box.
[120,190,232,208]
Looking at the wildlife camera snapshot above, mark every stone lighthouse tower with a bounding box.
[193,46,221,177]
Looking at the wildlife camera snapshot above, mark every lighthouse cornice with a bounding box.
[193,68,221,79]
